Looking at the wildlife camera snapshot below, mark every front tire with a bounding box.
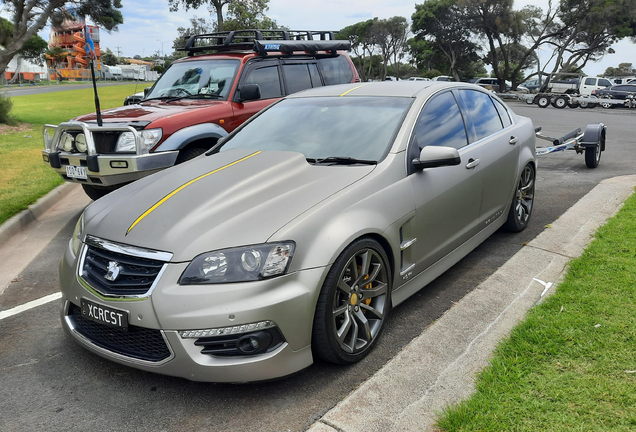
[503,164,535,232]
[312,238,391,364]
[81,184,119,201]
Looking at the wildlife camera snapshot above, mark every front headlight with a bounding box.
[71,213,85,256]
[115,128,162,154]
[179,242,295,285]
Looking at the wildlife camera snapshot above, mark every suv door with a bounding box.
[230,59,282,130]
[408,90,483,272]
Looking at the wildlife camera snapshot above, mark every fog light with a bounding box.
[237,331,272,354]
[43,154,49,162]
[110,161,128,169]
[179,320,276,338]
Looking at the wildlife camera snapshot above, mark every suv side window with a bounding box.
[598,78,612,87]
[585,77,596,85]
[413,91,468,151]
[457,89,503,142]
[245,65,282,99]
[282,64,314,94]
[317,56,354,85]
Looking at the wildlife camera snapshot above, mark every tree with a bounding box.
[171,16,215,59]
[168,0,232,31]
[412,0,479,81]
[337,19,379,81]
[223,0,281,31]
[373,17,409,80]
[0,0,123,77]
[101,48,118,66]
[544,0,636,79]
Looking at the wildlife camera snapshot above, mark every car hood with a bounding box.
[73,100,226,123]
[84,149,375,262]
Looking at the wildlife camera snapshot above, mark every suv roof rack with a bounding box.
[178,29,351,56]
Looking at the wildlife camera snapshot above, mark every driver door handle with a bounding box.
[509,136,519,145]
[466,158,480,169]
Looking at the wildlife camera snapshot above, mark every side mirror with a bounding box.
[143,87,151,97]
[412,146,461,170]
[239,84,261,102]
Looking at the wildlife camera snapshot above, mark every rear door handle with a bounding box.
[465,158,480,169]
[509,136,519,145]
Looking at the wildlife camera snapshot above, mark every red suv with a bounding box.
[42,30,360,199]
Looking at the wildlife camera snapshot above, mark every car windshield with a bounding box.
[218,96,412,162]
[145,59,239,100]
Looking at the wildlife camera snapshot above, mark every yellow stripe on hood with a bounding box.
[126,151,262,235]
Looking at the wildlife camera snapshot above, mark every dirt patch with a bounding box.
[0,122,32,135]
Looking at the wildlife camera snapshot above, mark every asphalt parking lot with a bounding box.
[0,102,634,432]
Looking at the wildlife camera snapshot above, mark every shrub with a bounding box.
[0,92,16,125]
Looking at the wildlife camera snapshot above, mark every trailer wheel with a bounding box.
[585,144,601,168]
[525,96,535,105]
[537,96,550,108]
[600,101,612,109]
[567,100,579,108]
[552,96,567,109]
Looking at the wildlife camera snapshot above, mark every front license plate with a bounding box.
[65,165,87,179]
[81,299,129,330]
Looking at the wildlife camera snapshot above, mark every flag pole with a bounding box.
[85,24,102,126]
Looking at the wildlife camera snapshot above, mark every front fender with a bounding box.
[155,123,228,151]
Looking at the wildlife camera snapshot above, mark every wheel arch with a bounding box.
[154,123,228,152]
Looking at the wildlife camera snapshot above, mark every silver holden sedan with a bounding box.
[60,82,536,382]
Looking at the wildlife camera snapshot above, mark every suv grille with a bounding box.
[93,132,120,153]
[81,245,165,297]
[68,302,171,362]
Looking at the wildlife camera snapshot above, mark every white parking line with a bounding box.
[0,292,62,321]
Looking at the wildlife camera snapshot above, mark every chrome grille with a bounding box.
[79,238,169,297]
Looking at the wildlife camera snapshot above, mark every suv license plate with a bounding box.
[66,165,87,179]
[81,299,129,330]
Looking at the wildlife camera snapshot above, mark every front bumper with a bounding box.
[59,239,326,383]
[42,121,178,188]
[42,149,179,187]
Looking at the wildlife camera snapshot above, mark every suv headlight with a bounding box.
[115,128,163,154]
[71,213,85,256]
[179,242,295,285]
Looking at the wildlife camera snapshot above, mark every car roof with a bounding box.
[286,81,469,99]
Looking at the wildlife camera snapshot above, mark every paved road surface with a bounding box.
[3,81,144,97]
[0,102,634,431]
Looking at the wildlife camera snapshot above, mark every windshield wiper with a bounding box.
[306,157,377,165]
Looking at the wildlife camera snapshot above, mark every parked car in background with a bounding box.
[612,76,636,85]
[123,91,144,105]
[591,83,636,102]
[59,81,536,382]
[432,75,453,81]
[522,79,542,92]
[42,30,360,200]
[407,76,430,81]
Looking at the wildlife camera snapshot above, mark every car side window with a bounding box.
[599,79,612,87]
[585,78,595,85]
[413,91,468,151]
[317,56,354,85]
[492,98,512,128]
[282,64,313,95]
[308,63,323,87]
[244,65,282,99]
[458,89,503,142]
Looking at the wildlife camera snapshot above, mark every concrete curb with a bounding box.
[307,174,636,432]
[0,182,76,246]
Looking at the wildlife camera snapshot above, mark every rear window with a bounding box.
[317,56,354,85]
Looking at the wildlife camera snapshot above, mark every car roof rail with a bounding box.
[178,29,350,56]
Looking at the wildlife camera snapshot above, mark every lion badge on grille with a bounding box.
[104,261,121,281]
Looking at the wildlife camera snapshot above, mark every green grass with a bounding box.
[437,192,636,431]
[0,84,141,225]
